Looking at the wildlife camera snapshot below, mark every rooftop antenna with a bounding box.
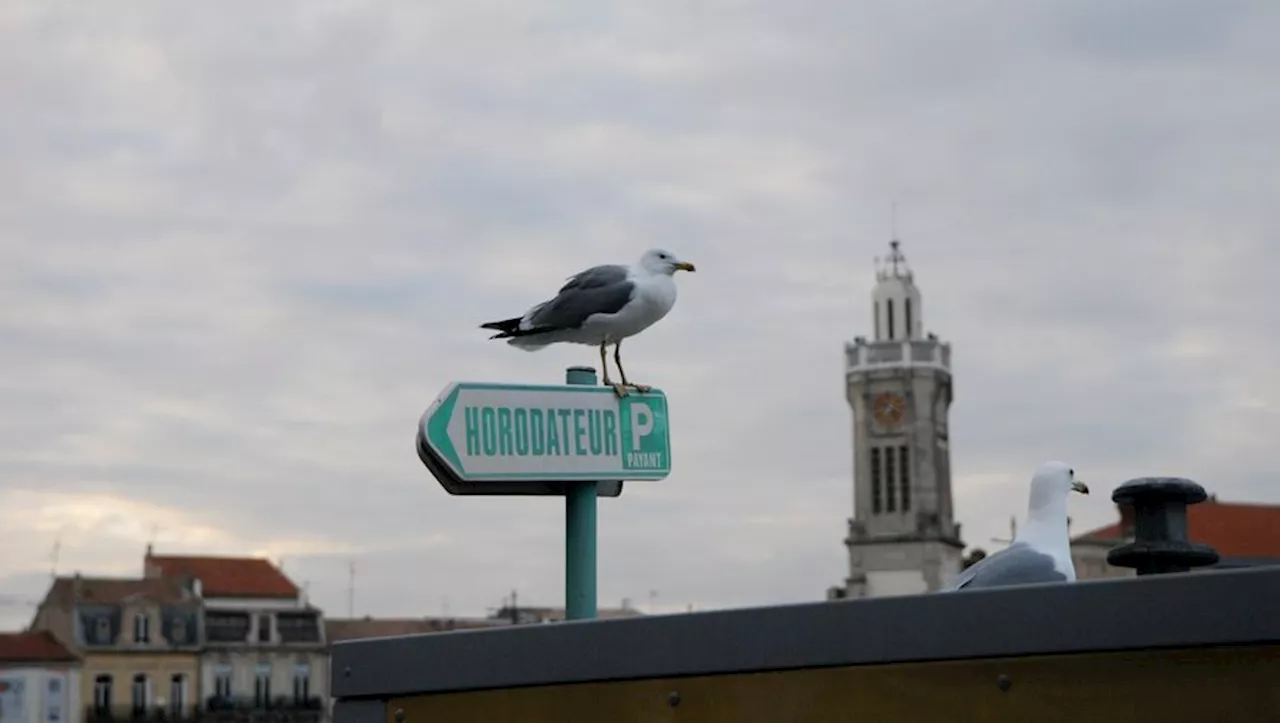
[50,535,62,582]
[991,515,1018,545]
[346,561,356,618]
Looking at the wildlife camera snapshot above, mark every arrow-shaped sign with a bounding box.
[416,381,672,495]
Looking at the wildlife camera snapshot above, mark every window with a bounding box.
[277,613,321,643]
[905,298,912,338]
[46,677,63,722]
[884,446,897,512]
[292,662,311,704]
[93,675,113,714]
[253,663,271,708]
[873,301,880,339]
[131,674,148,716]
[886,299,895,339]
[899,445,911,512]
[94,617,111,644]
[870,447,882,514]
[171,618,188,644]
[257,614,272,643]
[134,613,150,643]
[206,612,250,642]
[213,664,233,699]
[169,674,186,717]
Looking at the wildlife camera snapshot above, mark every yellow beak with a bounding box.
[674,261,696,272]
[1072,480,1089,494]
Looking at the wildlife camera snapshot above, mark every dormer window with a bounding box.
[172,618,187,644]
[95,617,111,644]
[134,613,150,643]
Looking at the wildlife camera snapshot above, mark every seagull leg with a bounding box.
[615,341,650,393]
[601,342,627,397]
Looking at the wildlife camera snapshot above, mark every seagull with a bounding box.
[943,461,1089,591]
[480,248,696,397]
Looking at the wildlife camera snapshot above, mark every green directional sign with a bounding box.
[417,382,672,490]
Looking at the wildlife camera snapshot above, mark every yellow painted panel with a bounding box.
[388,644,1280,723]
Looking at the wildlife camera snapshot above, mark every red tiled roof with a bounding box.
[43,576,193,606]
[1074,499,1280,558]
[0,631,78,663]
[146,554,299,599]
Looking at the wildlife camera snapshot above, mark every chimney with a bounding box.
[193,578,203,598]
[1118,502,1136,537]
[73,572,83,603]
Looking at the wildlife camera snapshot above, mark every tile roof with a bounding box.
[146,553,299,599]
[325,617,508,643]
[0,631,78,663]
[1073,498,1280,558]
[43,576,193,606]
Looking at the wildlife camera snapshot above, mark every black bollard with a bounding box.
[1106,477,1220,575]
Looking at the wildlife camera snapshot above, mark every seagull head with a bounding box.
[639,248,696,276]
[1030,460,1089,507]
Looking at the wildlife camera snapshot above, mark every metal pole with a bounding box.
[563,365,599,620]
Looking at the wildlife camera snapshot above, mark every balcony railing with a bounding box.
[86,706,205,723]
[845,338,950,373]
[86,698,325,723]
[205,696,324,713]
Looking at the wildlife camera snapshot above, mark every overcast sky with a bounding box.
[3,0,1278,629]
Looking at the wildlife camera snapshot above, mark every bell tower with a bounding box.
[832,239,964,599]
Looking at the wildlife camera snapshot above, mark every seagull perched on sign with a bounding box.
[480,248,696,397]
[943,461,1089,591]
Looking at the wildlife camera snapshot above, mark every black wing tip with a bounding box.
[480,317,560,340]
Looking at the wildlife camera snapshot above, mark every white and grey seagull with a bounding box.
[943,460,1089,591]
[480,248,696,396]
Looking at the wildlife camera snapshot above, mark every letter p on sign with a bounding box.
[620,397,668,472]
[629,402,654,450]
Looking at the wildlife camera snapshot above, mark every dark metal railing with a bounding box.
[86,698,325,723]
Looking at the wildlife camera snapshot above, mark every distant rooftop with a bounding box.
[325,617,509,643]
[1074,497,1280,559]
[145,546,300,599]
[0,630,78,663]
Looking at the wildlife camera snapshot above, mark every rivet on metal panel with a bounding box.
[996,674,1012,692]
[393,708,405,723]
[667,691,681,707]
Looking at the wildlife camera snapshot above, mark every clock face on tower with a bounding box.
[872,392,907,429]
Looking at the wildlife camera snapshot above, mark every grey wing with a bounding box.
[525,264,635,331]
[558,264,630,292]
[946,542,1066,591]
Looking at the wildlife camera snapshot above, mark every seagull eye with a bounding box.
[1069,468,1074,476]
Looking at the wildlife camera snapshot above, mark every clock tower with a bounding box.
[832,239,965,599]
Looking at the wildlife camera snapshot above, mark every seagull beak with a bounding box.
[1071,480,1089,494]
[674,261,696,272]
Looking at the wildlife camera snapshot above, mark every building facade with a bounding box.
[143,550,327,723]
[0,631,81,723]
[831,240,966,598]
[30,576,202,723]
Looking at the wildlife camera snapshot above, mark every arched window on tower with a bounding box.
[885,447,897,512]
[873,302,880,339]
[886,299,895,340]
[870,448,883,514]
[905,298,913,338]
[899,445,911,511]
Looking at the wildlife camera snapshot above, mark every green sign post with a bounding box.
[416,369,673,619]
